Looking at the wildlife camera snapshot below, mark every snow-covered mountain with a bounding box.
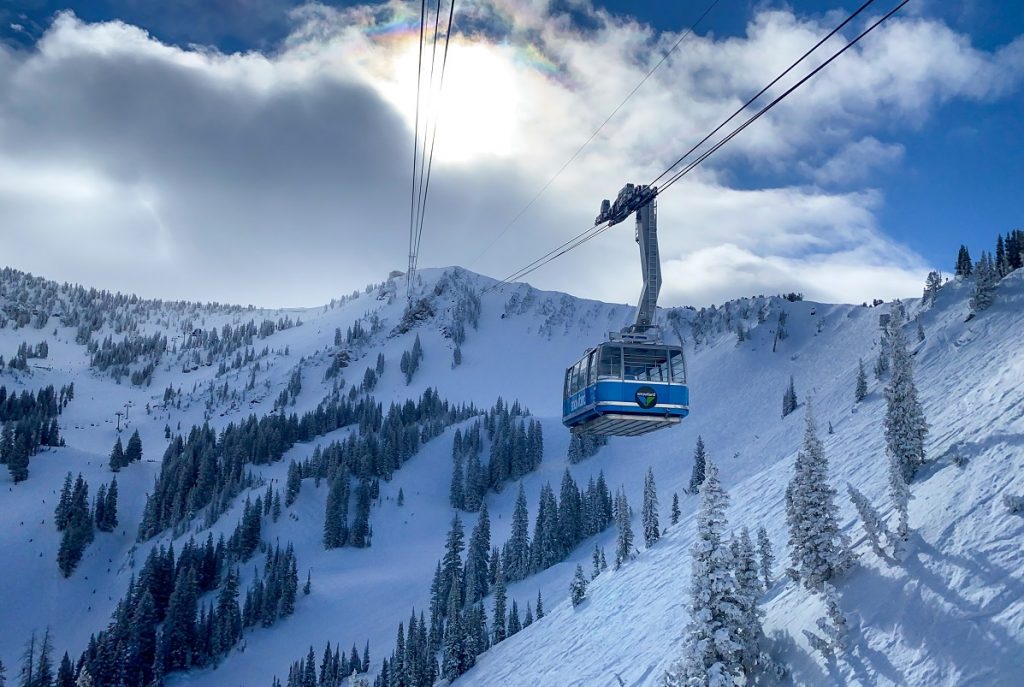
[0,264,1021,687]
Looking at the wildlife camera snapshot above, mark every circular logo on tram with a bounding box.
[635,386,658,409]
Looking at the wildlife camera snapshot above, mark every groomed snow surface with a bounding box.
[1,267,1022,686]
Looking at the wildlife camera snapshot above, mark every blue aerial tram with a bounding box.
[562,183,690,436]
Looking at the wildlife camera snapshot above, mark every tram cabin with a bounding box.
[562,342,689,437]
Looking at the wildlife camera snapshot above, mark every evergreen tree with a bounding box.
[970,251,997,313]
[285,460,302,507]
[323,475,349,549]
[102,478,119,531]
[58,475,94,577]
[441,577,464,681]
[464,503,491,604]
[7,428,29,483]
[557,470,582,556]
[163,568,199,671]
[57,652,74,687]
[109,437,125,472]
[591,545,602,580]
[855,358,868,402]
[642,468,660,547]
[125,429,143,463]
[536,589,544,619]
[507,600,521,636]
[884,306,928,483]
[491,566,507,645]
[19,631,36,687]
[449,445,465,511]
[614,489,633,568]
[94,483,108,531]
[440,514,465,612]
[731,528,764,672]
[530,483,561,572]
[504,484,531,581]
[955,244,972,277]
[888,453,911,561]
[212,567,242,657]
[689,436,706,493]
[922,270,943,306]
[570,564,588,607]
[349,480,371,548]
[782,376,798,417]
[670,492,681,526]
[663,461,744,687]
[756,526,774,591]
[784,405,854,589]
[463,448,483,513]
[55,473,73,530]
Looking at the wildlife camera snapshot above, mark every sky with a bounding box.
[0,0,1020,309]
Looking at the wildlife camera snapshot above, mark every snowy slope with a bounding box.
[459,273,1024,687]
[1,266,1021,687]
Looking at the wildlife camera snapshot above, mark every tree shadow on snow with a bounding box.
[843,539,1024,685]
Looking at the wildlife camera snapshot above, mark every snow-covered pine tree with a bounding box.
[663,461,744,687]
[570,564,588,607]
[855,358,868,402]
[884,305,928,483]
[888,452,911,560]
[756,526,773,591]
[784,404,854,590]
[670,492,681,525]
[922,270,943,307]
[689,436,707,493]
[591,544,602,580]
[614,489,633,568]
[642,468,660,548]
[969,251,997,313]
[782,376,798,417]
[732,528,765,673]
[536,589,544,619]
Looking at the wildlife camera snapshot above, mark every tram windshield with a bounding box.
[623,347,672,382]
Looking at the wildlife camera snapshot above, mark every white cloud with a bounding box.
[0,3,1020,307]
[806,136,905,186]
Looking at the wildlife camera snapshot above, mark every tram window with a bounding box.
[669,348,686,382]
[623,347,671,382]
[588,350,597,386]
[597,345,622,379]
[564,368,573,397]
[573,361,584,394]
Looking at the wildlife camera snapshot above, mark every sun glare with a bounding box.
[375,38,525,164]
